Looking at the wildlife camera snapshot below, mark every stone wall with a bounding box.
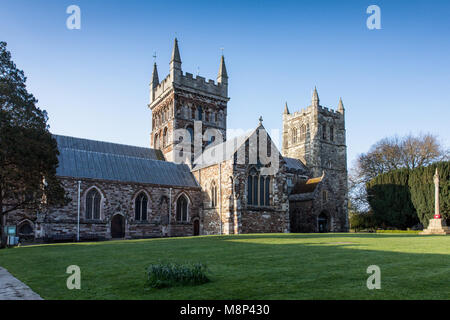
[7,177,202,241]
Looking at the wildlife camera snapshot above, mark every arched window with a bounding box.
[322,190,328,202]
[247,168,271,206]
[135,192,148,221]
[86,188,101,220]
[292,128,298,144]
[186,126,194,143]
[154,133,160,149]
[300,124,306,140]
[162,127,168,147]
[211,182,217,207]
[322,124,327,140]
[176,195,188,222]
[18,221,33,235]
[330,126,334,142]
[197,106,203,120]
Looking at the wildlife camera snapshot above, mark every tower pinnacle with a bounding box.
[284,102,290,114]
[217,55,228,83]
[170,38,181,63]
[312,86,320,107]
[338,97,345,113]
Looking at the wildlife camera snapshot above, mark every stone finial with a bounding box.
[284,102,290,114]
[338,97,344,113]
[312,86,319,107]
[259,116,263,126]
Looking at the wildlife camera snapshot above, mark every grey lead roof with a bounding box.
[283,157,308,173]
[53,135,199,188]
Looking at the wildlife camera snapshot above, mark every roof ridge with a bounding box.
[58,147,172,164]
[52,134,157,152]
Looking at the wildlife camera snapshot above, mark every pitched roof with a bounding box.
[291,175,323,195]
[283,157,308,174]
[53,135,198,187]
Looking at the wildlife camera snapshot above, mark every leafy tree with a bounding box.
[0,41,68,248]
[409,161,450,227]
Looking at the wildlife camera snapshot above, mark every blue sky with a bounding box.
[1,0,449,168]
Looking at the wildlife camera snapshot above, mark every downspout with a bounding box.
[169,188,172,237]
[219,163,222,234]
[77,180,81,242]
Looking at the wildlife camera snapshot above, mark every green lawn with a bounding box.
[0,233,449,300]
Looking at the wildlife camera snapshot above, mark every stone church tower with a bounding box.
[282,88,348,230]
[149,38,230,163]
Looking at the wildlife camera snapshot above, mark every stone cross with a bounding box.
[434,168,440,219]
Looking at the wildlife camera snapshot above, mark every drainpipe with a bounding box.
[219,163,222,234]
[77,180,81,242]
[169,188,172,237]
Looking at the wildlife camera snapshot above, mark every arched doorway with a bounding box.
[193,219,200,236]
[111,214,125,238]
[318,212,328,233]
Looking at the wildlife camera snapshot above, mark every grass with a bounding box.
[0,233,449,300]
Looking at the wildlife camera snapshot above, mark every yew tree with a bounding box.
[0,41,68,248]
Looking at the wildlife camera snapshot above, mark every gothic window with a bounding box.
[176,194,188,222]
[205,111,209,122]
[162,127,168,147]
[154,133,160,149]
[300,124,306,140]
[322,190,328,202]
[211,182,217,207]
[292,128,298,144]
[247,168,271,206]
[191,108,195,119]
[135,192,148,221]
[330,126,334,142]
[18,221,33,235]
[86,188,101,220]
[186,126,194,142]
[197,106,203,121]
[214,112,218,123]
[322,124,327,140]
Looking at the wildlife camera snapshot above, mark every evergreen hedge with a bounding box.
[366,161,449,229]
[409,161,450,227]
[366,168,418,229]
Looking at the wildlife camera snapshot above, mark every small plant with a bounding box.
[146,261,210,289]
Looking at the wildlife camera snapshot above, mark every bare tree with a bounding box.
[356,133,445,182]
[350,133,446,213]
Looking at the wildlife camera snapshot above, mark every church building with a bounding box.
[7,39,348,242]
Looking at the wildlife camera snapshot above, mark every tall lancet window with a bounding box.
[197,106,203,121]
[247,168,271,206]
[176,195,189,222]
[135,192,148,221]
[86,188,101,220]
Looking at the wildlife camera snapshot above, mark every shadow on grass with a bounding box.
[0,233,449,299]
